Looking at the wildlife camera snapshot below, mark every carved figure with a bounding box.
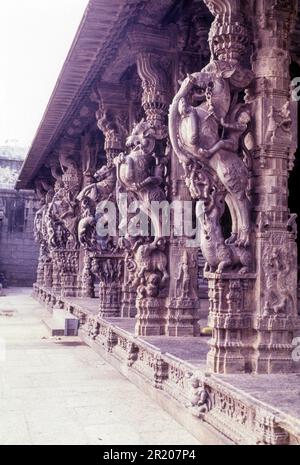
[266,102,292,144]
[132,237,169,296]
[115,118,167,238]
[186,374,211,417]
[169,60,253,250]
[262,243,295,316]
[77,196,96,249]
[48,185,79,247]
[175,251,197,299]
[77,164,116,203]
[194,169,251,274]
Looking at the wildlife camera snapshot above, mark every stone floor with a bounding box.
[0,288,200,445]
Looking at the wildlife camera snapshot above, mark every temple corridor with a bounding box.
[1,0,300,446]
[0,289,200,445]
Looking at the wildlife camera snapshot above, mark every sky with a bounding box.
[0,0,89,148]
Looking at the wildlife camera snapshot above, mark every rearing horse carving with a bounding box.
[169,60,253,251]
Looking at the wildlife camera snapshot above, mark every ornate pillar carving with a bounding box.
[115,50,171,336]
[248,0,299,373]
[44,140,82,297]
[169,0,257,371]
[33,177,54,291]
[137,52,170,130]
[203,0,255,373]
[77,84,127,316]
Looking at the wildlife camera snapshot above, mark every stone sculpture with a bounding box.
[169,61,253,273]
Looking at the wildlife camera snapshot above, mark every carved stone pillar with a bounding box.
[52,140,82,297]
[91,255,123,318]
[166,50,202,337]
[132,51,171,336]
[201,0,256,374]
[169,0,260,371]
[248,0,299,373]
[33,178,54,290]
[137,51,170,131]
[81,130,101,187]
[81,250,95,298]
[121,256,137,318]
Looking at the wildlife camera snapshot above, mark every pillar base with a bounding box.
[166,298,199,337]
[98,282,121,318]
[206,272,256,374]
[135,297,166,336]
[121,286,137,318]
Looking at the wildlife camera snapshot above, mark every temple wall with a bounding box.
[0,188,39,286]
[0,154,39,286]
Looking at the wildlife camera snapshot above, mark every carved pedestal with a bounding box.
[81,252,95,298]
[206,273,256,374]
[92,255,123,318]
[61,249,80,297]
[253,229,298,373]
[36,254,45,287]
[165,216,201,336]
[166,297,199,336]
[43,260,52,288]
[51,250,63,294]
[135,297,166,336]
[121,284,137,318]
[120,264,137,317]
[99,281,122,318]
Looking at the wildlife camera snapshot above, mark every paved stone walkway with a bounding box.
[0,288,200,445]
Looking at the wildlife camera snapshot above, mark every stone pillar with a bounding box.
[133,51,171,336]
[249,0,299,373]
[33,178,54,291]
[81,250,95,298]
[91,255,123,318]
[121,257,137,318]
[169,0,261,372]
[201,0,257,374]
[166,44,203,337]
[91,84,127,317]
[55,140,82,297]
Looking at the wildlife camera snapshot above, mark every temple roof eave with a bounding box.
[15,0,158,190]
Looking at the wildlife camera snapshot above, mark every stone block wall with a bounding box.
[0,188,39,286]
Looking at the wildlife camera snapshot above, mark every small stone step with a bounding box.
[42,318,65,336]
[43,311,79,336]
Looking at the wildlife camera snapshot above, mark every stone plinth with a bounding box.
[206,272,256,374]
[166,297,200,337]
[135,297,166,336]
